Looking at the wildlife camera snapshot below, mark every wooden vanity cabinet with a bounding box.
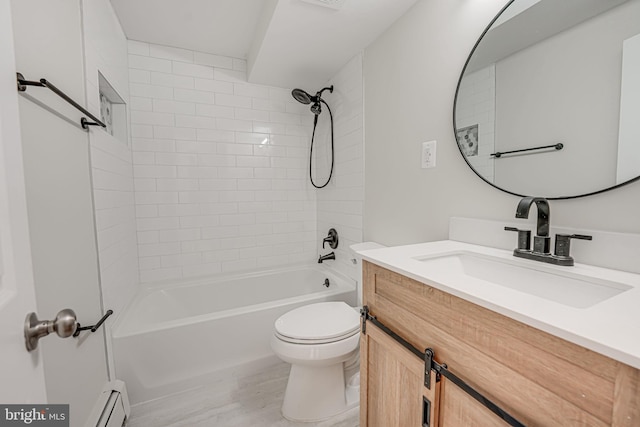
[360,261,640,427]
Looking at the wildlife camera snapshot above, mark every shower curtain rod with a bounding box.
[16,72,106,130]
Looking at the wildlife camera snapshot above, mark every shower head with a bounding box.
[292,88,314,105]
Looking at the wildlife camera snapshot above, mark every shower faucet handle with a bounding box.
[322,228,339,249]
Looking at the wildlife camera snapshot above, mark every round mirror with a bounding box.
[454,0,640,199]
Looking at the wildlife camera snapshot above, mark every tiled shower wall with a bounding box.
[127,41,318,282]
[315,54,364,281]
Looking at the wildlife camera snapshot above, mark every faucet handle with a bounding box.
[504,226,531,251]
[554,233,592,258]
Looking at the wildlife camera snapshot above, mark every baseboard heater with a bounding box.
[86,380,130,427]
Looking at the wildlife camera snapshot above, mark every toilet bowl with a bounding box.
[271,301,361,422]
[271,242,385,422]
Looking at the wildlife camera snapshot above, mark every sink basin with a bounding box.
[415,251,631,308]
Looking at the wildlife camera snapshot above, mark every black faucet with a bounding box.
[318,252,335,263]
[516,196,551,254]
[506,197,591,266]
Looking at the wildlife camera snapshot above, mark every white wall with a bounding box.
[82,0,138,378]
[364,0,640,247]
[128,41,318,282]
[315,53,364,280]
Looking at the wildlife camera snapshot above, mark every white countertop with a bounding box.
[359,240,640,369]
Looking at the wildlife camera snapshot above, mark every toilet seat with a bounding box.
[274,302,360,345]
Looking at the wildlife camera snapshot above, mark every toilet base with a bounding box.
[281,363,358,422]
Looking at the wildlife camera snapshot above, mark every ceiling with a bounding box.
[110,0,418,89]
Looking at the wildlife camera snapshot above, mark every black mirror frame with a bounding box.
[452,0,640,200]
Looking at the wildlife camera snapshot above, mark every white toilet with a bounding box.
[270,242,384,422]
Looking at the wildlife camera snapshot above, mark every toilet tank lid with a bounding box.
[349,242,386,253]
[274,302,360,341]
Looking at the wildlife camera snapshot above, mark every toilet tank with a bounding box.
[348,242,386,306]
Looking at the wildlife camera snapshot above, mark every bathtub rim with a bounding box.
[112,263,356,339]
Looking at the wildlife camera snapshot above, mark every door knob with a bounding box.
[24,309,77,352]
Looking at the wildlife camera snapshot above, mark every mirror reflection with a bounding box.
[454,0,640,198]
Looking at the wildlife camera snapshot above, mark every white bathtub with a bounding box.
[112,265,356,404]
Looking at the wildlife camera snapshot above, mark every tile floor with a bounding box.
[126,362,359,427]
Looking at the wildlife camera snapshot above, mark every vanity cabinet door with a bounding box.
[360,320,439,427]
[438,378,509,427]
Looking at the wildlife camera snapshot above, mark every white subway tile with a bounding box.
[174,88,215,104]
[175,115,217,129]
[179,215,220,228]
[195,104,234,119]
[153,99,196,115]
[128,40,150,56]
[219,236,256,250]
[181,238,222,252]
[130,97,153,111]
[134,178,156,192]
[159,228,201,243]
[131,124,154,138]
[138,256,161,270]
[172,61,214,79]
[131,111,175,126]
[156,178,198,191]
[149,44,193,63]
[134,164,177,178]
[254,145,287,157]
[198,178,237,191]
[194,51,233,68]
[153,126,197,140]
[253,122,287,135]
[221,258,257,273]
[236,156,270,168]
[213,68,246,82]
[178,191,219,203]
[219,213,255,226]
[135,205,158,218]
[130,83,173,100]
[202,249,239,262]
[132,138,176,153]
[136,217,180,232]
[158,203,200,217]
[177,166,218,179]
[215,93,251,108]
[219,191,255,202]
[269,111,302,125]
[197,154,236,167]
[217,167,253,179]
[235,108,269,122]
[252,98,286,112]
[254,168,287,179]
[150,72,195,89]
[135,191,179,205]
[196,129,235,142]
[234,83,269,99]
[215,143,253,156]
[238,201,273,213]
[176,140,217,154]
[194,78,234,94]
[216,118,252,132]
[155,152,198,166]
[129,54,172,73]
[132,152,155,165]
[199,203,238,215]
[161,252,203,268]
[129,69,151,84]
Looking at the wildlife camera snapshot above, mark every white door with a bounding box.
[0,0,47,402]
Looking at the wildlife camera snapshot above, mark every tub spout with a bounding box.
[318,252,335,263]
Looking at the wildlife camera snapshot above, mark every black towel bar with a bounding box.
[16,72,106,130]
